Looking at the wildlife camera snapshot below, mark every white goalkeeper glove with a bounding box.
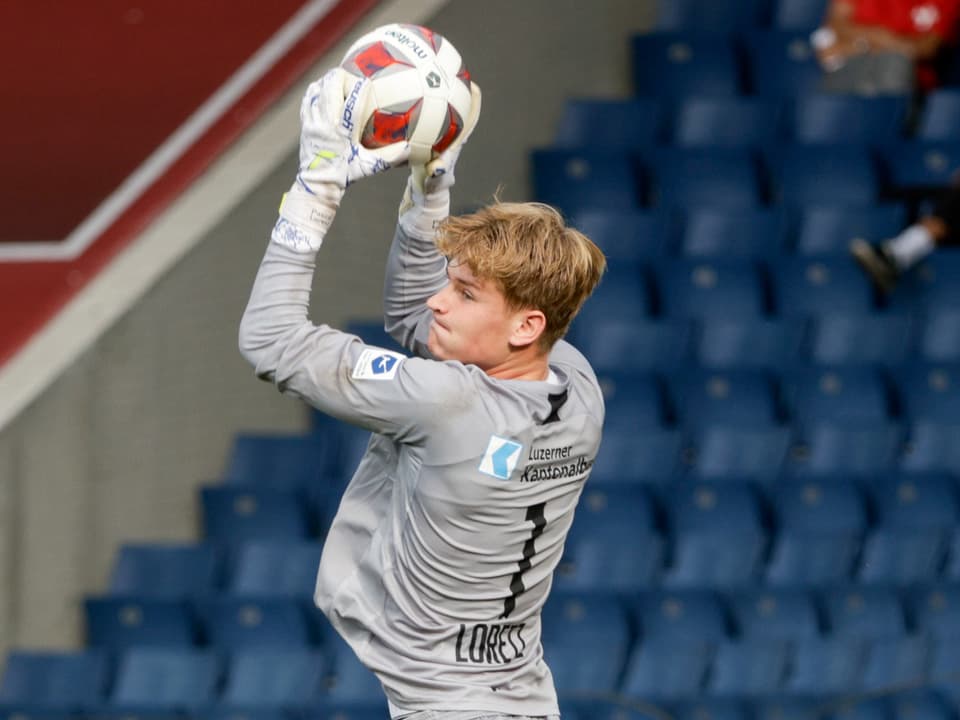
[273,68,411,253]
[398,80,482,241]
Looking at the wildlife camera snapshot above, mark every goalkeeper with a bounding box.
[239,67,606,718]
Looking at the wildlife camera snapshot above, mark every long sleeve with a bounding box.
[239,239,468,442]
[382,223,448,357]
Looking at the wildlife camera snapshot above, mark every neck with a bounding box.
[484,349,550,381]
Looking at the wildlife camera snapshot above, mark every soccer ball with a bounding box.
[340,23,474,164]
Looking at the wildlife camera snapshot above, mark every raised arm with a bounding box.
[383,82,482,356]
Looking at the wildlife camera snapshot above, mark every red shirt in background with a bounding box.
[851,0,960,87]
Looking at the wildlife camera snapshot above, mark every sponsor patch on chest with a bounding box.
[352,348,405,380]
[478,435,524,480]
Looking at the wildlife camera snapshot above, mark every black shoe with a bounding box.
[850,238,899,293]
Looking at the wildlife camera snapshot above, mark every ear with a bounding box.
[509,309,547,349]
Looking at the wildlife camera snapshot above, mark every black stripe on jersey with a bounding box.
[500,501,547,618]
[543,389,569,424]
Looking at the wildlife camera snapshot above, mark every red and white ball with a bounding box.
[340,23,474,164]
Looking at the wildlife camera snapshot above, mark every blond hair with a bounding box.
[436,201,606,350]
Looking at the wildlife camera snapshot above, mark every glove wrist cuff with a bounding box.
[399,178,450,241]
[272,187,339,253]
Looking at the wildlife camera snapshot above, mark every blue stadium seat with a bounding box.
[896,363,960,473]
[324,636,384,704]
[930,636,960,704]
[821,587,907,638]
[694,318,806,371]
[589,426,683,486]
[589,372,682,485]
[554,486,663,591]
[219,648,327,709]
[861,636,932,692]
[706,640,790,697]
[574,268,651,327]
[224,433,329,491]
[754,699,829,720]
[787,94,909,145]
[648,148,763,210]
[671,97,783,149]
[621,632,711,700]
[530,148,641,215]
[805,312,913,367]
[728,588,820,639]
[655,0,769,30]
[84,596,195,648]
[195,597,311,648]
[670,370,781,427]
[916,88,960,140]
[742,30,823,98]
[883,141,960,191]
[767,144,880,207]
[890,251,960,313]
[766,480,867,586]
[635,589,729,642]
[622,592,720,699]
[783,366,892,425]
[947,528,960,580]
[570,318,691,374]
[570,209,672,263]
[109,648,219,711]
[108,543,220,598]
[859,475,958,584]
[678,208,789,258]
[553,99,664,150]
[787,420,903,477]
[670,699,751,720]
[541,593,631,693]
[771,0,829,28]
[298,703,389,720]
[661,483,767,588]
[782,637,867,697]
[793,204,908,256]
[683,422,791,482]
[771,256,875,318]
[598,372,669,429]
[200,486,310,543]
[917,306,960,362]
[654,259,766,319]
[883,689,957,720]
[227,540,323,598]
[631,32,741,98]
[909,586,960,637]
[0,651,108,711]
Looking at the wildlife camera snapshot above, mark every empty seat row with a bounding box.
[573,254,960,324]
[559,480,960,588]
[652,0,827,32]
[530,142,960,215]
[108,475,960,594]
[571,205,910,260]
[629,30,960,99]
[0,645,382,713]
[554,92,960,150]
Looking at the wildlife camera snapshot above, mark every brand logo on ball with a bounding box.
[426,71,441,89]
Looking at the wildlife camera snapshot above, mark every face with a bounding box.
[426,260,521,368]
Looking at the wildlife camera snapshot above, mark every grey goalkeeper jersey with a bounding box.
[239,224,604,717]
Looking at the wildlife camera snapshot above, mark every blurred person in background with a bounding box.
[852,172,960,290]
[811,0,960,94]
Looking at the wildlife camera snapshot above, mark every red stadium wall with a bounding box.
[0,0,378,368]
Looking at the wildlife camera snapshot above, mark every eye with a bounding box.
[460,288,474,300]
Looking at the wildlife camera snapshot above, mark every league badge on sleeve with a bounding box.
[352,348,406,380]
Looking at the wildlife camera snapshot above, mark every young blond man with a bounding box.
[239,67,606,719]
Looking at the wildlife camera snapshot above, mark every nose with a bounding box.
[427,283,450,313]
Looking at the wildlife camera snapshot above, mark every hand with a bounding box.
[275,68,411,252]
[412,80,483,196]
[398,80,481,241]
